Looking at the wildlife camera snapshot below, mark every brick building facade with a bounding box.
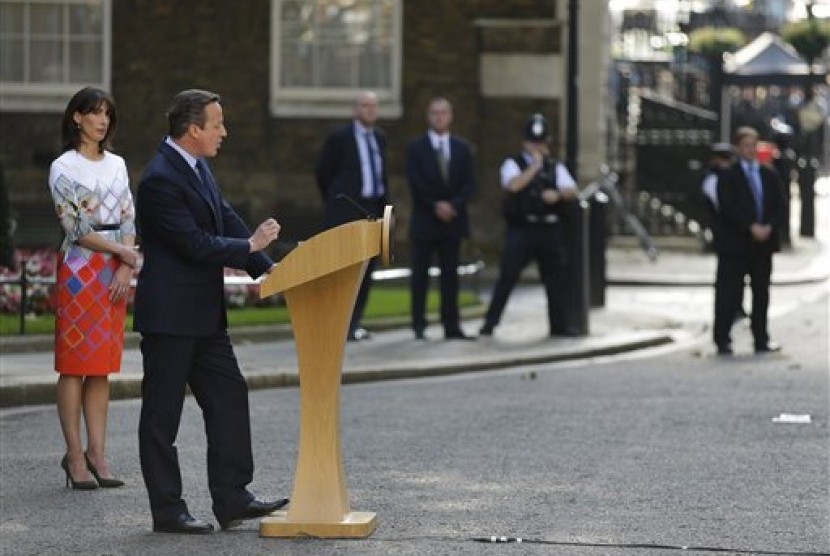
[1,0,609,262]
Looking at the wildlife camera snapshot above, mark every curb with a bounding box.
[0,308,487,355]
[0,331,674,409]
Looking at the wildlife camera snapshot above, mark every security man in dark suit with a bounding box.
[713,126,784,355]
[405,97,476,340]
[316,91,389,341]
[134,90,287,534]
[479,114,578,338]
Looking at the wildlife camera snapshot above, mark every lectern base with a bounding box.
[259,511,377,538]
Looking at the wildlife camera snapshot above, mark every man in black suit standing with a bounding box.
[134,90,288,534]
[405,97,476,340]
[713,126,784,355]
[316,90,389,341]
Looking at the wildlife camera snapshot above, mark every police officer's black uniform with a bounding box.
[700,142,734,248]
[480,114,577,337]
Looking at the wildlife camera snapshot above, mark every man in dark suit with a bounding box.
[405,97,476,340]
[315,90,389,341]
[713,126,784,355]
[134,90,287,534]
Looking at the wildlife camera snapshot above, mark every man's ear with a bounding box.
[187,122,202,139]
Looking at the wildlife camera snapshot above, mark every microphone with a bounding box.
[336,193,376,220]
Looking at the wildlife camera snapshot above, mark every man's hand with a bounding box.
[434,201,457,223]
[750,223,771,242]
[528,149,544,173]
[249,218,281,252]
[541,189,560,205]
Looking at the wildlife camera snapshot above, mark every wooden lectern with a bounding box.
[257,206,393,538]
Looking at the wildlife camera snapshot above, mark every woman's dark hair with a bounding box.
[167,89,221,139]
[60,87,117,154]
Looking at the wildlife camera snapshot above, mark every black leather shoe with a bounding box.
[716,345,733,355]
[347,327,372,342]
[414,329,427,340]
[219,498,289,530]
[550,328,580,338]
[153,512,214,534]
[445,330,475,340]
[479,324,494,337]
[755,341,782,354]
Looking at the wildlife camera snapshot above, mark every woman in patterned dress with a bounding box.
[49,87,137,489]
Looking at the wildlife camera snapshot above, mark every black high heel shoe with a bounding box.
[84,453,125,488]
[60,455,98,490]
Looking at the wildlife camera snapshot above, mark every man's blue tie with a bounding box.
[195,159,216,202]
[195,159,209,186]
[748,163,764,221]
[195,159,221,227]
[364,131,381,198]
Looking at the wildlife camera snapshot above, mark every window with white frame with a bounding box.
[270,0,402,118]
[0,0,111,112]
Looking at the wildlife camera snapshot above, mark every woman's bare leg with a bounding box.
[57,375,94,481]
[82,376,114,477]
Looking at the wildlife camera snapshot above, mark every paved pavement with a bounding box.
[2,222,827,409]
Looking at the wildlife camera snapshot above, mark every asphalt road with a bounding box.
[1,286,827,556]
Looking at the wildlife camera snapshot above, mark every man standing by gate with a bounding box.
[713,126,784,355]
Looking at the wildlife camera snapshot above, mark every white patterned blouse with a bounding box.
[48,150,136,259]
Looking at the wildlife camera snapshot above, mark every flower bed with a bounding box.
[0,248,274,315]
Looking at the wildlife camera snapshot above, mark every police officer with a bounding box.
[701,142,734,246]
[479,114,578,337]
[702,142,748,323]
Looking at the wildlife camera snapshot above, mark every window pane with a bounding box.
[69,3,103,35]
[30,39,63,82]
[0,3,24,82]
[280,1,311,87]
[280,0,394,90]
[30,3,63,35]
[0,39,24,81]
[1,0,109,110]
[359,45,390,87]
[69,39,101,83]
[281,2,316,87]
[0,3,24,35]
[317,35,356,88]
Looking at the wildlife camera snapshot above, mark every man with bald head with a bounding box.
[316,91,390,341]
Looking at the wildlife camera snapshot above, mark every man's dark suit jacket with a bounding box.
[133,140,273,336]
[405,135,475,241]
[315,122,389,228]
[715,160,784,255]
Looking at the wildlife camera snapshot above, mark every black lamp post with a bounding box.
[566,0,579,179]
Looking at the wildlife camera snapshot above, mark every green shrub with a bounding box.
[783,18,830,64]
[688,27,745,58]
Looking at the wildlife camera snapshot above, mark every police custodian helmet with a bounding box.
[523,113,550,142]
